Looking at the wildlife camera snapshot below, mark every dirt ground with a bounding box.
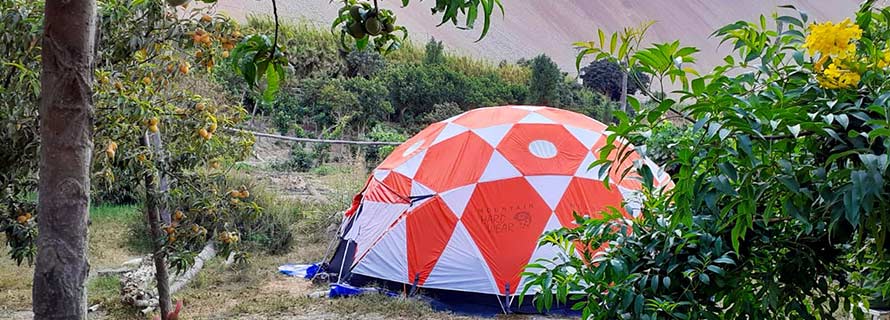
[0,137,567,320]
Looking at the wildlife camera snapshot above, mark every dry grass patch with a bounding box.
[0,204,141,314]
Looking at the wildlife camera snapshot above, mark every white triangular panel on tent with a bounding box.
[410,181,436,197]
[479,151,522,182]
[372,169,391,181]
[351,219,409,284]
[618,185,644,217]
[393,150,426,179]
[439,184,476,218]
[565,126,602,150]
[345,201,410,262]
[423,222,499,295]
[432,122,470,145]
[525,175,572,211]
[574,152,605,180]
[517,112,556,124]
[472,124,513,148]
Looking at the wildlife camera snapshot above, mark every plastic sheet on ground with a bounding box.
[278,263,320,279]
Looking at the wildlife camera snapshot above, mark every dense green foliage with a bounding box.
[580,59,651,101]
[527,54,562,106]
[0,0,41,264]
[525,3,890,319]
[0,0,292,269]
[225,18,613,144]
[423,38,446,65]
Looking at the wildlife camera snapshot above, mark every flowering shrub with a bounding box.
[807,18,863,89]
[524,2,890,319]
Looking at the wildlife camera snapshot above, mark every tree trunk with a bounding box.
[33,1,97,319]
[143,134,172,320]
[619,59,629,117]
[169,242,216,294]
[148,131,171,224]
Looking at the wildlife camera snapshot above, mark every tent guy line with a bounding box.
[220,127,404,146]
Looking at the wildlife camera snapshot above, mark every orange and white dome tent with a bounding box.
[328,105,672,297]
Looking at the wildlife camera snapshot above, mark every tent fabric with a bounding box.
[336,105,671,296]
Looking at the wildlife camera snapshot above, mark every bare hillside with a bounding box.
[217,0,862,72]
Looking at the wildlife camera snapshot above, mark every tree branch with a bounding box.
[268,0,279,60]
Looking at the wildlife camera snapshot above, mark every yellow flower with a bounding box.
[817,62,860,89]
[814,55,829,73]
[878,49,890,69]
[804,18,862,60]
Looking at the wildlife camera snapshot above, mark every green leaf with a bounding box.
[634,294,645,314]
[598,29,606,49]
[691,77,705,95]
[262,63,282,104]
[699,273,711,285]
[836,114,850,129]
[776,15,804,28]
[706,265,725,275]
[731,221,746,252]
[477,0,495,41]
[714,257,735,265]
[465,3,478,29]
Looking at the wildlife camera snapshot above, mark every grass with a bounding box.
[1,204,142,314]
[87,275,122,305]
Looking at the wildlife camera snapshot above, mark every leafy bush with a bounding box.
[225,174,295,255]
[557,79,611,122]
[580,59,651,101]
[527,54,562,106]
[294,77,360,132]
[642,122,695,176]
[526,4,890,318]
[342,76,394,129]
[464,72,526,108]
[245,16,344,78]
[422,102,463,124]
[381,64,466,122]
[273,144,316,172]
[423,37,446,65]
[269,91,305,135]
[363,124,408,167]
[523,208,736,319]
[1,0,42,264]
[345,48,386,78]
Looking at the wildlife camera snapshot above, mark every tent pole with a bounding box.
[504,283,512,314]
[495,294,507,315]
[336,239,351,283]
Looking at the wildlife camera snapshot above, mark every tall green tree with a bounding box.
[424,37,446,65]
[580,59,650,101]
[527,54,561,106]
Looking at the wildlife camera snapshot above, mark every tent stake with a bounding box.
[408,274,421,297]
[504,283,512,314]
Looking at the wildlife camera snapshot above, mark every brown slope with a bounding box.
[216,0,860,72]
